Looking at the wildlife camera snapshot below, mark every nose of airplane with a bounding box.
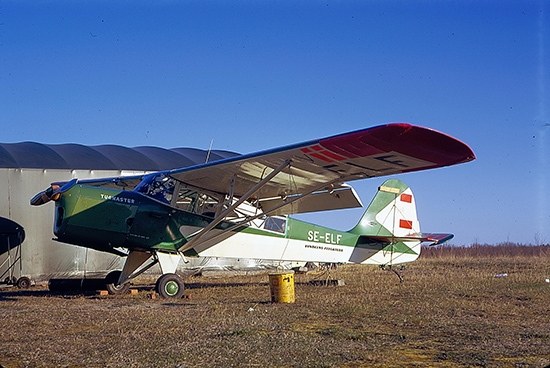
[30,179,78,206]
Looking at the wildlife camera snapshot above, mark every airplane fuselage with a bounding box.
[53,184,420,266]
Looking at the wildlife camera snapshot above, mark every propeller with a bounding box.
[30,179,78,206]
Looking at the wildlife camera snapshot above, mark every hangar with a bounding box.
[0,142,290,288]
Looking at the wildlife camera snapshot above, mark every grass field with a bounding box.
[1,245,549,368]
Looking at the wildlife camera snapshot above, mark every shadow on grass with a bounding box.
[0,279,271,299]
[0,287,100,299]
[184,281,269,289]
[0,276,335,300]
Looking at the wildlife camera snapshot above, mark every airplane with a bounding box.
[31,123,475,298]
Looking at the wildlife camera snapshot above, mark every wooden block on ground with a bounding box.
[308,279,345,286]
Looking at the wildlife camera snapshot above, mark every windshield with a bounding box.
[134,173,175,203]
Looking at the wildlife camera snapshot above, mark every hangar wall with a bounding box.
[0,168,140,283]
[0,143,293,286]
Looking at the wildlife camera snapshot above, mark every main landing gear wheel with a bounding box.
[105,270,130,295]
[156,273,185,299]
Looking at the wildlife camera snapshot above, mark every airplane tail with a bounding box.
[347,179,452,265]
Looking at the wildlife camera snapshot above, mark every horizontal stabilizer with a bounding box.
[418,233,454,245]
[361,233,453,246]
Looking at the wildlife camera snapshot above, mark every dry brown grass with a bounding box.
[1,247,550,367]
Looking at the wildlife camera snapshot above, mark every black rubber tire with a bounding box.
[156,273,185,299]
[16,276,31,289]
[105,271,130,295]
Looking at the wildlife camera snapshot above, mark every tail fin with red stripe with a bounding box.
[348,179,452,265]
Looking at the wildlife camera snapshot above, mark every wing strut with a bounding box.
[178,173,365,253]
[178,159,291,252]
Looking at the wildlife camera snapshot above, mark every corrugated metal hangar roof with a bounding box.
[0,142,240,170]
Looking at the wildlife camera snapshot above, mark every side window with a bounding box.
[176,191,199,212]
[264,216,287,234]
[176,189,219,216]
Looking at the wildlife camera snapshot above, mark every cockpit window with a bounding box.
[134,173,175,203]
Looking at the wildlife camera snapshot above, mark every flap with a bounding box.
[257,184,363,215]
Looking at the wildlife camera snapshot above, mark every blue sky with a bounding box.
[1,1,548,245]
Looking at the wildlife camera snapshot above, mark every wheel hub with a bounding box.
[164,280,179,296]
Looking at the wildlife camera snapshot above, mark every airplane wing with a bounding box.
[51,123,474,215]
[168,123,474,203]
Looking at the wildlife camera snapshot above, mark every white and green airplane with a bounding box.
[31,123,475,298]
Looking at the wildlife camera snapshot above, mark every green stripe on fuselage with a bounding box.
[286,217,358,247]
[286,217,417,255]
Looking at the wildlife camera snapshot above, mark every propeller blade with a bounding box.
[30,179,78,206]
[30,188,54,206]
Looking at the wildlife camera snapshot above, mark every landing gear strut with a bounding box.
[105,270,131,295]
[107,251,186,298]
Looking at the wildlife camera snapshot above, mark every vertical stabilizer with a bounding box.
[349,179,419,237]
[348,179,422,265]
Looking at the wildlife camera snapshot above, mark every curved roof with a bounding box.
[0,142,240,170]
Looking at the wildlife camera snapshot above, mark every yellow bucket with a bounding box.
[269,271,295,303]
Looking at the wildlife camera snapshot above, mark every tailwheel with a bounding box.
[156,273,185,299]
[105,270,131,295]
